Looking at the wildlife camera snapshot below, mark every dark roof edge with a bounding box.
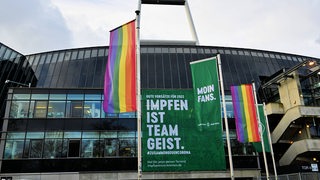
[25,44,319,60]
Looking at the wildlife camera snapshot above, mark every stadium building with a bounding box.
[0,41,320,179]
[1,1,320,179]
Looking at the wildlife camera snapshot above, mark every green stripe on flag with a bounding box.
[252,105,271,152]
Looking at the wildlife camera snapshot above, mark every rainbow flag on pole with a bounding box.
[231,84,260,142]
[103,20,136,113]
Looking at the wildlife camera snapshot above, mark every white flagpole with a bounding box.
[217,54,234,180]
[136,1,142,179]
[252,82,270,180]
[263,102,278,180]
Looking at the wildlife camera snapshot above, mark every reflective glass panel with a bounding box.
[104,139,118,156]
[34,101,48,118]
[49,94,66,100]
[29,139,43,158]
[23,140,30,158]
[82,132,100,138]
[71,50,78,60]
[84,101,101,118]
[100,131,117,138]
[4,140,24,159]
[26,132,45,139]
[48,101,66,118]
[66,101,83,117]
[9,101,29,118]
[119,112,136,118]
[31,94,48,100]
[7,132,25,139]
[29,101,35,118]
[45,132,63,138]
[119,139,136,157]
[98,49,105,57]
[64,131,81,138]
[81,139,101,158]
[43,139,63,158]
[85,94,101,100]
[67,94,84,100]
[12,94,30,100]
[118,131,136,138]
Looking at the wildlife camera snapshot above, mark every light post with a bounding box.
[4,80,31,88]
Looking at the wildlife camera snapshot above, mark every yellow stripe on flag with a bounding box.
[241,85,253,142]
[118,25,128,112]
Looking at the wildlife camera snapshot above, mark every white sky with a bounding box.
[0,0,319,58]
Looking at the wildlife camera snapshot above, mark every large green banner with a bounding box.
[142,89,226,172]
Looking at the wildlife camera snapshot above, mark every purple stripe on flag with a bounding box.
[104,29,119,112]
[231,86,245,142]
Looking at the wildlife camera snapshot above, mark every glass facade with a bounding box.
[1,44,319,173]
[24,46,315,91]
[0,44,37,148]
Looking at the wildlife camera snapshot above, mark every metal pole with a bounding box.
[217,54,234,180]
[263,102,278,180]
[252,82,270,180]
[184,0,199,45]
[136,1,142,179]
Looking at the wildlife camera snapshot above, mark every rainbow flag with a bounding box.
[231,84,260,142]
[103,20,136,113]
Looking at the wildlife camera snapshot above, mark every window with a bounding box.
[49,94,66,100]
[43,139,63,158]
[67,94,84,100]
[119,139,136,157]
[48,101,66,118]
[104,139,118,156]
[118,112,136,118]
[67,101,83,117]
[224,95,234,118]
[12,94,30,100]
[84,101,101,118]
[34,101,48,118]
[9,101,29,118]
[31,94,48,100]
[4,140,24,159]
[3,130,139,160]
[29,139,43,158]
[4,133,25,159]
[118,131,136,157]
[68,140,80,157]
[9,92,107,119]
[81,139,101,158]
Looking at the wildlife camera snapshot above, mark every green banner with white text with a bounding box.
[190,57,222,132]
[142,89,226,171]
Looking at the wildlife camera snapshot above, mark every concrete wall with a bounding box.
[0,170,261,179]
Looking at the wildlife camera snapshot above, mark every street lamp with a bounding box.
[5,80,31,88]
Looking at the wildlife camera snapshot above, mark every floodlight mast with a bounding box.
[140,0,199,45]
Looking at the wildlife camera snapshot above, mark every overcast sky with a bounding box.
[0,0,319,58]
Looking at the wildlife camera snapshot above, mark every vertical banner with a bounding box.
[253,105,271,152]
[231,84,260,143]
[103,20,136,113]
[190,57,222,131]
[190,57,226,169]
[142,89,226,171]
